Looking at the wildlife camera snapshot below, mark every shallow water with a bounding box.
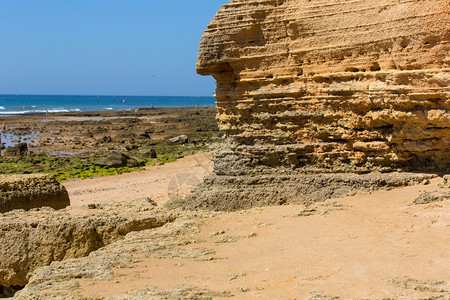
[0,95,216,116]
[0,132,39,148]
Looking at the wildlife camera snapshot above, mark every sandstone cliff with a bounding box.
[0,174,70,213]
[190,0,450,210]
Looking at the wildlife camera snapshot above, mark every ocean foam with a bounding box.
[0,108,82,115]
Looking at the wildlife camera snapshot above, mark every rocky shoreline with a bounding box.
[0,107,220,182]
[0,0,449,298]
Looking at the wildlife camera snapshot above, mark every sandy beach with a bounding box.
[23,161,450,298]
[1,112,448,298]
[64,152,213,206]
[57,149,449,298]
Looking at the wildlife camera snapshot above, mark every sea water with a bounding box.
[0,95,216,116]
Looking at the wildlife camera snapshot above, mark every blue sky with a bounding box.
[0,1,228,96]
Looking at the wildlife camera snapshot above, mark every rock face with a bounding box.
[0,198,178,295]
[0,174,70,213]
[190,0,450,210]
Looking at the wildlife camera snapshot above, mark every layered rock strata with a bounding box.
[190,0,450,210]
[13,214,219,299]
[0,174,70,213]
[0,198,178,295]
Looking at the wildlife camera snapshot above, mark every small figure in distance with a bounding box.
[1,122,5,131]
[151,103,155,109]
[195,104,199,110]
[135,106,141,114]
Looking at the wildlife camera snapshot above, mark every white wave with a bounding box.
[0,108,84,115]
[0,106,5,110]
[105,107,113,110]
[0,111,32,115]
[44,109,68,113]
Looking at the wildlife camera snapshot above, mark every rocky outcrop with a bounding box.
[13,214,218,299]
[190,0,450,210]
[11,178,450,299]
[0,174,70,213]
[187,172,437,211]
[0,198,178,295]
[94,152,140,168]
[3,143,28,158]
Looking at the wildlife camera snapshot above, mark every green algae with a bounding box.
[0,140,217,182]
[0,107,220,182]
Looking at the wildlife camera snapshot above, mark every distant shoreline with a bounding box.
[0,95,216,117]
[0,106,217,118]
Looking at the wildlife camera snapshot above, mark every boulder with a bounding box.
[0,174,70,213]
[3,143,28,158]
[0,199,177,293]
[139,149,157,158]
[168,135,188,145]
[94,153,140,168]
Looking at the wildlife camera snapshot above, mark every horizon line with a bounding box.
[0,93,215,98]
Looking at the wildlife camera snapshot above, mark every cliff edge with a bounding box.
[189,0,449,210]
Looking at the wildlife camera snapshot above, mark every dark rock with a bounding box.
[126,157,141,168]
[100,136,112,143]
[125,144,139,151]
[94,153,140,168]
[139,133,151,138]
[4,143,28,158]
[139,149,157,159]
[168,135,188,145]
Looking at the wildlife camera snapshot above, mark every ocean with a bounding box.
[0,95,216,116]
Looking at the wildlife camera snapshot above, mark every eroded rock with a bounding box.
[0,174,70,213]
[12,212,218,299]
[0,198,178,292]
[3,143,28,158]
[190,0,450,210]
[186,172,437,211]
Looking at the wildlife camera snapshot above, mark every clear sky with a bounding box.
[0,1,228,96]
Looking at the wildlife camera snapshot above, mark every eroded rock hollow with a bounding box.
[189,0,449,210]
